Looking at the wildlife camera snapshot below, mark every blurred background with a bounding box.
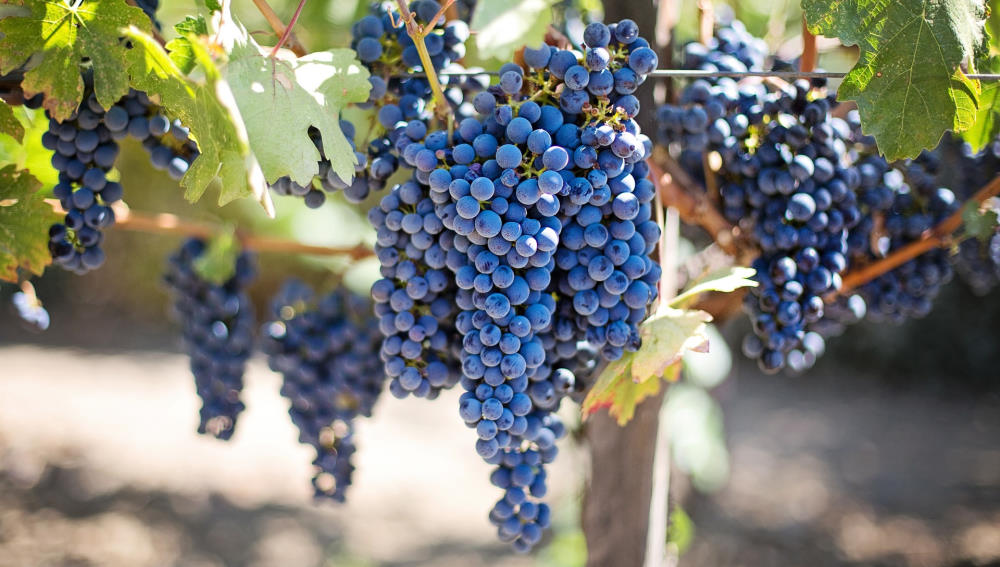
[2,0,1000,566]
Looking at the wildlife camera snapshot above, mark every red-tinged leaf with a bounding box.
[583,307,710,426]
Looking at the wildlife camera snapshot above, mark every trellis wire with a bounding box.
[391,69,1000,80]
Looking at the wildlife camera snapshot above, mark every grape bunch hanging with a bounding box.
[656,18,1000,374]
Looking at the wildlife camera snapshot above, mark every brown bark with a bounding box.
[583,386,667,567]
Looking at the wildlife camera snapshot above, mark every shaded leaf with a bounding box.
[0,0,152,121]
[963,54,1000,151]
[963,199,1000,240]
[193,228,239,284]
[803,0,988,159]
[122,27,271,211]
[0,165,59,281]
[0,98,24,141]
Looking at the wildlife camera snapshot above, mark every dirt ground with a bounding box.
[1,342,998,567]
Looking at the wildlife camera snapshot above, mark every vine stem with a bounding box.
[836,174,1000,295]
[800,16,818,73]
[393,0,455,123]
[251,0,307,57]
[697,0,714,46]
[650,148,739,256]
[45,200,372,259]
[269,0,309,58]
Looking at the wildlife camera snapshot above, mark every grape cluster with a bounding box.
[110,90,199,181]
[369,166,463,400]
[163,239,256,441]
[852,169,958,323]
[261,280,386,501]
[908,135,1000,295]
[44,86,198,274]
[43,89,123,274]
[352,1,468,73]
[955,233,1000,295]
[366,18,662,550]
[680,18,767,79]
[344,1,482,203]
[660,70,860,373]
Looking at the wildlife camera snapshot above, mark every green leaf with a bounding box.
[471,0,557,61]
[166,16,209,74]
[963,52,1000,151]
[225,30,371,186]
[0,0,152,122]
[192,228,239,285]
[803,0,989,159]
[0,165,59,282]
[582,307,711,426]
[963,199,1000,240]
[670,266,757,308]
[0,98,24,142]
[122,27,272,212]
[963,81,1000,151]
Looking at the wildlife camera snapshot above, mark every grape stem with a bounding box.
[251,0,308,57]
[269,0,309,58]
[45,200,372,259]
[836,174,1000,295]
[393,0,455,123]
[800,16,818,73]
[649,147,740,256]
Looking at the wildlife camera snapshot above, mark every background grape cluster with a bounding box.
[163,238,256,441]
[657,19,1000,374]
[262,281,386,501]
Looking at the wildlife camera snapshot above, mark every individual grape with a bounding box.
[10,287,50,331]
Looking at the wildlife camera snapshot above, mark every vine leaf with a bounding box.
[963,199,1000,241]
[0,99,24,142]
[0,165,59,282]
[803,0,988,160]
[0,0,152,122]
[193,228,239,284]
[225,29,371,187]
[963,50,1000,151]
[122,27,271,212]
[670,266,758,308]
[582,307,711,426]
[471,0,556,61]
[166,16,209,75]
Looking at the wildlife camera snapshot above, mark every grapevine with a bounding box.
[0,0,999,563]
